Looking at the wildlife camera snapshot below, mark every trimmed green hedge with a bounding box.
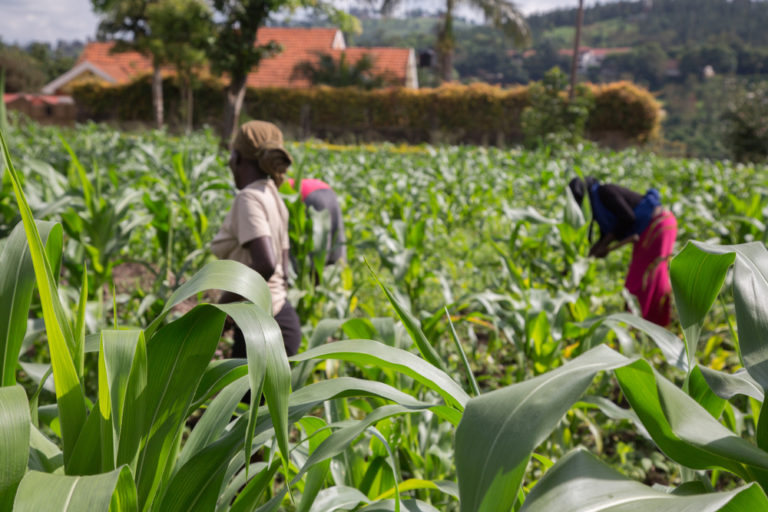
[72,76,660,145]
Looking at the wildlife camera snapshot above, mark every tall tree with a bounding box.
[147,0,212,132]
[91,0,165,128]
[379,0,530,83]
[208,1,359,146]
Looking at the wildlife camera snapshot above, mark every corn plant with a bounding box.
[7,119,768,511]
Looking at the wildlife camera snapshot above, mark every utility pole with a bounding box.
[569,0,585,99]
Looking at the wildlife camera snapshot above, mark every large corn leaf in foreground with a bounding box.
[0,220,61,386]
[520,448,768,511]
[455,345,630,512]
[13,466,138,512]
[1,130,87,469]
[155,417,248,512]
[144,259,271,338]
[456,345,768,512]
[98,330,147,472]
[675,242,768,387]
[134,304,226,509]
[290,339,469,410]
[670,242,736,370]
[0,386,29,509]
[143,259,291,483]
[217,302,291,482]
[670,241,768,451]
[615,358,768,487]
[671,241,768,387]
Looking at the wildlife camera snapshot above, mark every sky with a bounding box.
[0,0,613,45]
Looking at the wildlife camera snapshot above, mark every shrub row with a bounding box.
[72,76,661,145]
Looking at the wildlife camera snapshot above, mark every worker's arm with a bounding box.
[589,233,639,259]
[589,233,616,259]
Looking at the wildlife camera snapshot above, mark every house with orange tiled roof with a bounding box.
[42,27,418,94]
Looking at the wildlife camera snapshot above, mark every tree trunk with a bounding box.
[569,0,585,99]
[152,64,164,129]
[184,77,194,134]
[437,0,456,83]
[220,74,248,148]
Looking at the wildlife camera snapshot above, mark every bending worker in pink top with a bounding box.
[569,177,678,326]
[288,177,346,265]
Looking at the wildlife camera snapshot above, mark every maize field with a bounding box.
[3,121,768,511]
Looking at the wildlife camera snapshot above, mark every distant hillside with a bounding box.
[529,0,768,48]
[358,0,768,50]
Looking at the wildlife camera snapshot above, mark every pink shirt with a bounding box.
[287,178,331,201]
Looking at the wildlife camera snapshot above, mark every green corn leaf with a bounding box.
[28,424,63,474]
[177,376,250,468]
[602,312,688,371]
[27,362,52,428]
[98,330,147,472]
[12,466,138,512]
[367,426,400,512]
[289,377,430,409]
[615,358,768,485]
[291,319,345,390]
[66,399,103,475]
[688,365,727,419]
[342,318,377,340]
[670,242,736,370]
[144,259,271,338]
[255,405,435,512]
[1,129,87,469]
[698,366,764,401]
[455,344,630,512]
[217,303,291,483]
[216,462,268,512]
[445,307,480,397]
[230,461,282,512]
[290,339,469,410]
[308,486,370,512]
[134,305,226,510]
[18,362,53,393]
[60,136,94,215]
[73,265,88,379]
[189,359,248,412]
[297,416,333,512]
[520,448,768,511]
[155,417,248,512]
[563,184,585,228]
[374,479,459,501]
[0,221,61,387]
[672,242,768,382]
[0,386,29,510]
[0,69,8,142]
[359,500,440,512]
[367,263,447,372]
